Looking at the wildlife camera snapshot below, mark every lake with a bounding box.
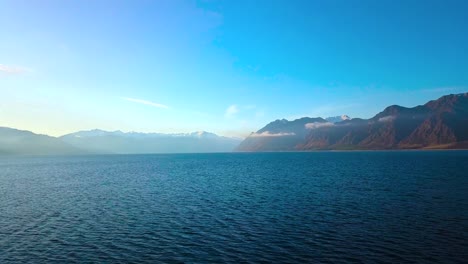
[1,151,467,263]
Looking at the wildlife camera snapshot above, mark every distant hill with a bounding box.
[0,127,242,155]
[60,130,242,154]
[0,127,85,155]
[236,93,468,151]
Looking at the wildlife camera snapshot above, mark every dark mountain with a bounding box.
[60,130,242,154]
[236,93,468,151]
[0,127,85,155]
[236,117,327,151]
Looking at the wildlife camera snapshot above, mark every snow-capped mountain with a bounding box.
[325,115,351,123]
[60,130,242,154]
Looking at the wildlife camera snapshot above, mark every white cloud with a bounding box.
[249,131,296,137]
[0,64,30,74]
[225,104,239,118]
[378,115,396,122]
[305,122,334,129]
[122,97,169,109]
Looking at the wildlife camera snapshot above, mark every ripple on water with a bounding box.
[0,152,468,263]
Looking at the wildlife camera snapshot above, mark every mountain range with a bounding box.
[0,128,241,155]
[236,93,468,151]
[1,93,467,155]
[60,130,241,154]
[0,127,85,155]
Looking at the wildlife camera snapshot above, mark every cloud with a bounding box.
[225,104,239,118]
[249,131,296,137]
[122,97,169,109]
[0,64,30,74]
[378,115,396,122]
[305,122,334,129]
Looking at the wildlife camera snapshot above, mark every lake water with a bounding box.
[1,151,467,263]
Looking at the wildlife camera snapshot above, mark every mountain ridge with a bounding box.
[237,93,468,151]
[2,93,467,154]
[0,127,86,155]
[0,128,242,155]
[60,129,241,154]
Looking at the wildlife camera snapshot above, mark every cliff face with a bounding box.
[236,93,468,151]
[399,93,468,148]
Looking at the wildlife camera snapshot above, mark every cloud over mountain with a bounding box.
[249,131,296,137]
[237,93,468,151]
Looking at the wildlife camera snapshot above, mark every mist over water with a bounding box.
[1,152,467,263]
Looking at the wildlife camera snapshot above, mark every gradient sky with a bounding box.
[1,0,467,137]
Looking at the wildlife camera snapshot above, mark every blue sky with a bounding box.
[1,0,467,137]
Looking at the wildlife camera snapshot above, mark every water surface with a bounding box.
[1,151,467,263]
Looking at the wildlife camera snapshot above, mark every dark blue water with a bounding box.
[1,152,468,263]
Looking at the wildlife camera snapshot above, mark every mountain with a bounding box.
[236,117,327,151]
[0,127,85,155]
[0,127,242,155]
[60,130,242,154]
[325,115,351,123]
[236,93,468,151]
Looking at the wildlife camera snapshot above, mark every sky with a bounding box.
[1,0,467,137]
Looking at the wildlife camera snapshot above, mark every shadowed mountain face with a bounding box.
[60,130,242,154]
[0,127,85,155]
[236,93,468,151]
[236,117,326,151]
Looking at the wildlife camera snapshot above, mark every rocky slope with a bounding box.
[236,93,468,151]
[236,117,326,151]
